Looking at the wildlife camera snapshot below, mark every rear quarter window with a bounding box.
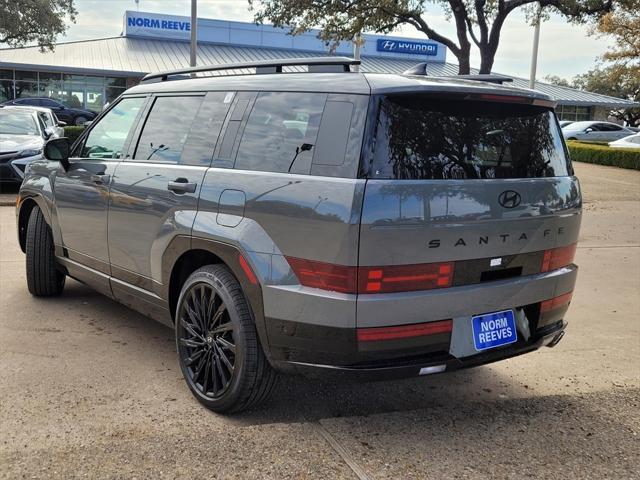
[365,95,570,179]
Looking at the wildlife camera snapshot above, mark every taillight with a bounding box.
[358,262,454,293]
[357,319,453,342]
[541,243,577,272]
[285,257,454,294]
[285,257,357,293]
[540,291,573,313]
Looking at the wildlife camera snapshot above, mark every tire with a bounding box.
[25,206,65,296]
[74,115,87,126]
[175,265,277,413]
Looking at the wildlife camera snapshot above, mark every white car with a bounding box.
[609,133,640,149]
[562,121,635,142]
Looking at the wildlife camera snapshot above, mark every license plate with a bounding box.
[471,309,517,351]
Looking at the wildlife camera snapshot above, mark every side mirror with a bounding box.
[43,137,71,170]
[57,120,67,127]
[585,128,594,133]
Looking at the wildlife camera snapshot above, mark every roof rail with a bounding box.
[141,57,361,83]
[403,63,513,84]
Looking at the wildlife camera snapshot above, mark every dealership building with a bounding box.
[0,10,637,119]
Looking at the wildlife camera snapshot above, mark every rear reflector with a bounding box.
[358,262,454,293]
[540,291,573,313]
[357,319,453,342]
[285,257,454,294]
[541,243,577,272]
[238,254,258,285]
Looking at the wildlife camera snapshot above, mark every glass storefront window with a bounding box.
[0,69,134,106]
[14,81,39,98]
[106,77,127,88]
[557,105,592,122]
[15,70,37,81]
[106,86,126,105]
[0,80,14,101]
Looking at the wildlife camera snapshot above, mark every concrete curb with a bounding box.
[0,195,17,207]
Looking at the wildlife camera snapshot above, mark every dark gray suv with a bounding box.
[16,58,580,413]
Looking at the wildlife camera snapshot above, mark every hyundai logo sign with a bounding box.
[376,38,438,56]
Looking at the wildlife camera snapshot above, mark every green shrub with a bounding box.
[63,126,85,144]
[566,141,640,170]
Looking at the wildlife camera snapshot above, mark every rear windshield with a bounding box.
[366,96,570,179]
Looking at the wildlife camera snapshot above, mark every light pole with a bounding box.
[529,4,542,90]
[190,0,197,68]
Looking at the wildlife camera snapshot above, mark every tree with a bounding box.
[573,65,640,126]
[543,75,571,87]
[0,0,77,52]
[250,0,618,74]
[596,0,639,64]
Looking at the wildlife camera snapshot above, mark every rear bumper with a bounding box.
[275,320,567,380]
[262,265,577,372]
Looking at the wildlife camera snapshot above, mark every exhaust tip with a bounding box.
[546,330,565,348]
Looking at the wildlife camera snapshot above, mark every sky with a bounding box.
[56,0,615,80]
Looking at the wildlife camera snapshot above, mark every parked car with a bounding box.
[16,58,580,413]
[1,104,66,137]
[0,108,61,184]
[0,97,97,126]
[609,133,640,149]
[562,121,635,142]
[558,120,574,128]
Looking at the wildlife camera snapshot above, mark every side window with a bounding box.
[38,112,53,129]
[133,96,204,164]
[81,97,145,159]
[235,92,327,174]
[180,91,233,166]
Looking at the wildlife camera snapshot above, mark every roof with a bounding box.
[1,36,638,109]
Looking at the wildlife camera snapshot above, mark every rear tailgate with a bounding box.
[356,93,581,329]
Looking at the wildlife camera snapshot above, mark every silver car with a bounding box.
[16,58,580,413]
[562,120,634,142]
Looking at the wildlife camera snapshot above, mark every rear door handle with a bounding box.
[167,178,197,194]
[90,174,110,184]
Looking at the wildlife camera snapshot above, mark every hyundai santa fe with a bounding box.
[16,58,580,413]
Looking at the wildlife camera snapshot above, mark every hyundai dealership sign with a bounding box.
[376,39,438,56]
[123,11,446,62]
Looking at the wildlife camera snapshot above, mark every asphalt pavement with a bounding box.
[0,161,638,479]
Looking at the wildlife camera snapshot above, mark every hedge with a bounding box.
[63,125,85,144]
[566,141,640,170]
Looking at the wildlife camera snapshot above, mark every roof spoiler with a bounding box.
[141,57,360,83]
[403,63,513,84]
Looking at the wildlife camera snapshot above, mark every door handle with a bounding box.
[167,178,197,194]
[90,174,110,184]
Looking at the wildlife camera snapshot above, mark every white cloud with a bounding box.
[61,0,613,81]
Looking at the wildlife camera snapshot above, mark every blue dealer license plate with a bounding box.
[472,310,517,351]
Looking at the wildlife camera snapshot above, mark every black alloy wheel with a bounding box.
[175,265,277,413]
[177,281,236,398]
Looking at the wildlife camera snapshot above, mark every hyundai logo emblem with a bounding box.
[498,190,522,208]
[382,40,396,50]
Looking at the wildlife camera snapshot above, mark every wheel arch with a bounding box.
[163,236,272,363]
[17,196,49,253]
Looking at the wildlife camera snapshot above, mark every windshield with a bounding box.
[0,111,40,136]
[366,96,570,179]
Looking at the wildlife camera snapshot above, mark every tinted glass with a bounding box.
[81,97,145,159]
[235,92,326,173]
[368,96,569,179]
[0,110,39,135]
[134,96,203,163]
[180,91,233,166]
